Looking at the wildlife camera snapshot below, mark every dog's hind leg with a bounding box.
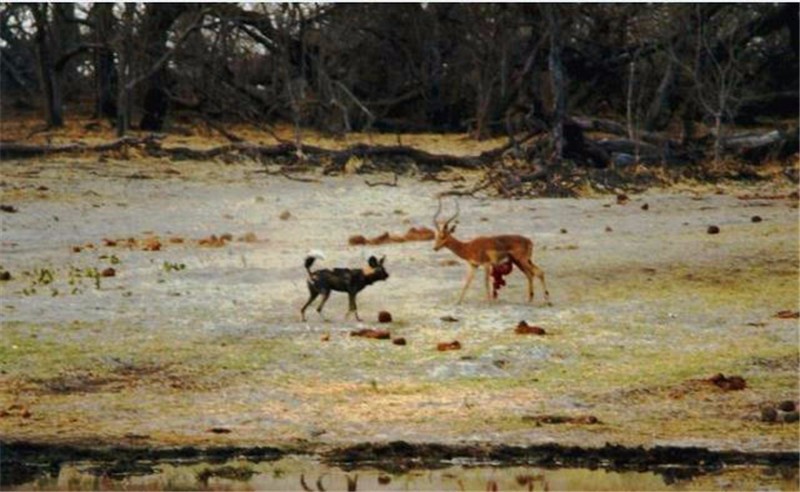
[301,288,319,322]
[316,290,332,320]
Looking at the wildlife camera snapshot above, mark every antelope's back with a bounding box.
[472,234,533,262]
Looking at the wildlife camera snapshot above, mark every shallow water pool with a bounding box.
[8,455,799,491]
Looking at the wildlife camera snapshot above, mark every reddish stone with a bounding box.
[351,329,391,340]
[708,373,746,391]
[348,235,367,246]
[437,341,461,351]
[515,321,546,335]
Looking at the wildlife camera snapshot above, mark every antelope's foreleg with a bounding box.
[457,264,477,304]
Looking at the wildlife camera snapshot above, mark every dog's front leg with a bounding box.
[346,292,362,322]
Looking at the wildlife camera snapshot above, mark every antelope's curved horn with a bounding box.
[433,197,443,226]
[443,199,460,229]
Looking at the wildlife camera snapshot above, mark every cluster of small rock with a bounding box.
[760,401,799,423]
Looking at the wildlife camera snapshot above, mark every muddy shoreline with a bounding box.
[3,439,798,488]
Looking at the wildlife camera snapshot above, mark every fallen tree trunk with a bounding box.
[0,137,506,171]
[721,127,799,163]
[722,129,784,149]
[572,116,679,148]
[593,137,693,165]
[0,136,162,159]
[595,138,661,157]
[147,141,491,170]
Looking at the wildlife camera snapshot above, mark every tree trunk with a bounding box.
[92,3,117,119]
[116,4,135,137]
[138,4,188,132]
[643,57,675,131]
[32,5,63,128]
[625,56,642,162]
[52,3,81,98]
[713,111,723,163]
[544,5,566,164]
[626,57,636,140]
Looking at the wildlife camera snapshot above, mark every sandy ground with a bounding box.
[0,156,798,453]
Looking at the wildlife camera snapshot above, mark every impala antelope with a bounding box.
[433,199,550,304]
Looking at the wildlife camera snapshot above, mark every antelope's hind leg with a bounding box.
[509,257,534,302]
[484,265,493,301]
[525,268,534,302]
[531,262,550,305]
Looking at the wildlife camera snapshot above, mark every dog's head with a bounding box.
[365,255,389,281]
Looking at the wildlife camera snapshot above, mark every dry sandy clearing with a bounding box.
[1,157,797,453]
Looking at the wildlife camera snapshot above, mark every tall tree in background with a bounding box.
[0,2,795,164]
[543,4,566,163]
[115,3,135,136]
[31,4,63,127]
[90,3,117,120]
[137,3,189,131]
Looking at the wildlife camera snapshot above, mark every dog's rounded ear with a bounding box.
[379,255,386,265]
[368,256,379,267]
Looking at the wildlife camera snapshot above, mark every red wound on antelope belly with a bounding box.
[491,260,513,298]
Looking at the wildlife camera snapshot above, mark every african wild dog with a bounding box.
[301,255,389,321]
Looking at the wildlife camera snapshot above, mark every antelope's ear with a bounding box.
[368,256,379,267]
[448,223,458,233]
[379,255,386,266]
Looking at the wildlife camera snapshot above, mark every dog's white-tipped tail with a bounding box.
[307,249,326,260]
[304,250,325,277]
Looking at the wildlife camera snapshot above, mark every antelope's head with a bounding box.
[432,198,459,251]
